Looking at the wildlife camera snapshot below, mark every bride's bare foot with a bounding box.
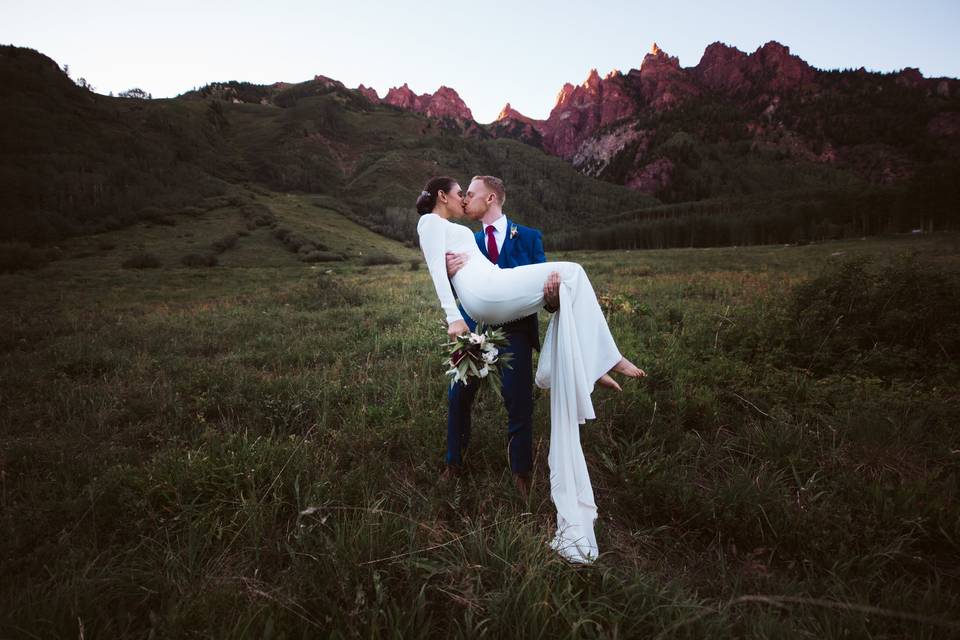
[612,357,646,379]
[597,373,622,392]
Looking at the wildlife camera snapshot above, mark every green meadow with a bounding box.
[2,193,959,638]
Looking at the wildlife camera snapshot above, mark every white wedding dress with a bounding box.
[418,213,623,563]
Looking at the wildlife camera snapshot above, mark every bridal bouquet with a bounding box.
[443,325,513,396]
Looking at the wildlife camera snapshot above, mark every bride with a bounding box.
[416,175,646,564]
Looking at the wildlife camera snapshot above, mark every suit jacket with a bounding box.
[455,217,546,351]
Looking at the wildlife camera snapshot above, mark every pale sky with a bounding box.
[4,0,958,123]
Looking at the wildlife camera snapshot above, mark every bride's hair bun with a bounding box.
[415,190,435,214]
[416,176,457,215]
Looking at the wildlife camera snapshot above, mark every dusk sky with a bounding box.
[4,0,959,123]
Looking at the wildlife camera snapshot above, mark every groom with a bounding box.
[443,175,560,496]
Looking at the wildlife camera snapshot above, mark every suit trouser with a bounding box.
[445,329,535,476]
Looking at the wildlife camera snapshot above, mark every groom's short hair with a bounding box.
[472,175,506,206]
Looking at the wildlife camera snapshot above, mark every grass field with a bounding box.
[2,193,959,638]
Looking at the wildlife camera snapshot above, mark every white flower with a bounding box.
[469,332,485,346]
[482,344,498,358]
[478,365,489,378]
[482,351,497,364]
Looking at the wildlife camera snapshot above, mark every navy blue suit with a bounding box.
[446,218,547,476]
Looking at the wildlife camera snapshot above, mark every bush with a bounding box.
[787,255,960,376]
[272,227,329,254]
[240,203,276,228]
[121,252,162,269]
[210,232,240,253]
[732,254,960,380]
[201,196,232,210]
[299,251,344,263]
[180,253,218,267]
[0,242,48,273]
[408,259,421,271]
[361,252,401,266]
[138,207,175,226]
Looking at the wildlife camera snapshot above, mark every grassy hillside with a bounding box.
[2,189,958,636]
[0,46,657,249]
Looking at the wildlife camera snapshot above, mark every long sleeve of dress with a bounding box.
[417,215,464,324]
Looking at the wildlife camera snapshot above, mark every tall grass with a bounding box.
[1,226,959,638]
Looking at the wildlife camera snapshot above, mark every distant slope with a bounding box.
[0,46,232,242]
[0,46,657,246]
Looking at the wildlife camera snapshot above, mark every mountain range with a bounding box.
[171,39,960,211]
[1,40,958,251]
[354,41,960,197]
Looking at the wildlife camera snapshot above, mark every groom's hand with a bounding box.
[543,271,560,313]
[445,251,469,278]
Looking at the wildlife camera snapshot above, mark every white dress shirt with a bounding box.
[484,215,509,256]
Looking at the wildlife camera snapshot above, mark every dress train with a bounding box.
[457,260,621,564]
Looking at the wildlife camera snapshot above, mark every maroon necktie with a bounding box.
[485,225,499,263]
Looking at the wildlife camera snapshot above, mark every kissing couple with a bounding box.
[416,174,646,563]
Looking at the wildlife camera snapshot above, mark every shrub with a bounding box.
[0,242,48,273]
[121,252,162,269]
[240,203,276,228]
[786,255,960,377]
[361,252,401,266]
[731,254,960,380]
[210,232,240,253]
[138,207,175,225]
[299,251,344,263]
[180,253,218,267]
[272,227,329,254]
[201,196,232,210]
[408,259,421,271]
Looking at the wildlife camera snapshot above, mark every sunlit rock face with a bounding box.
[633,42,701,111]
[382,83,473,120]
[540,68,637,159]
[424,86,474,120]
[356,84,379,103]
[691,40,817,96]
[491,103,546,146]
[572,123,649,178]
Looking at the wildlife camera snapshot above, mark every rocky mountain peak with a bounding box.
[584,68,602,90]
[356,84,379,102]
[382,83,472,120]
[496,102,540,125]
[752,40,816,90]
[554,82,577,108]
[312,74,345,89]
[643,43,680,69]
